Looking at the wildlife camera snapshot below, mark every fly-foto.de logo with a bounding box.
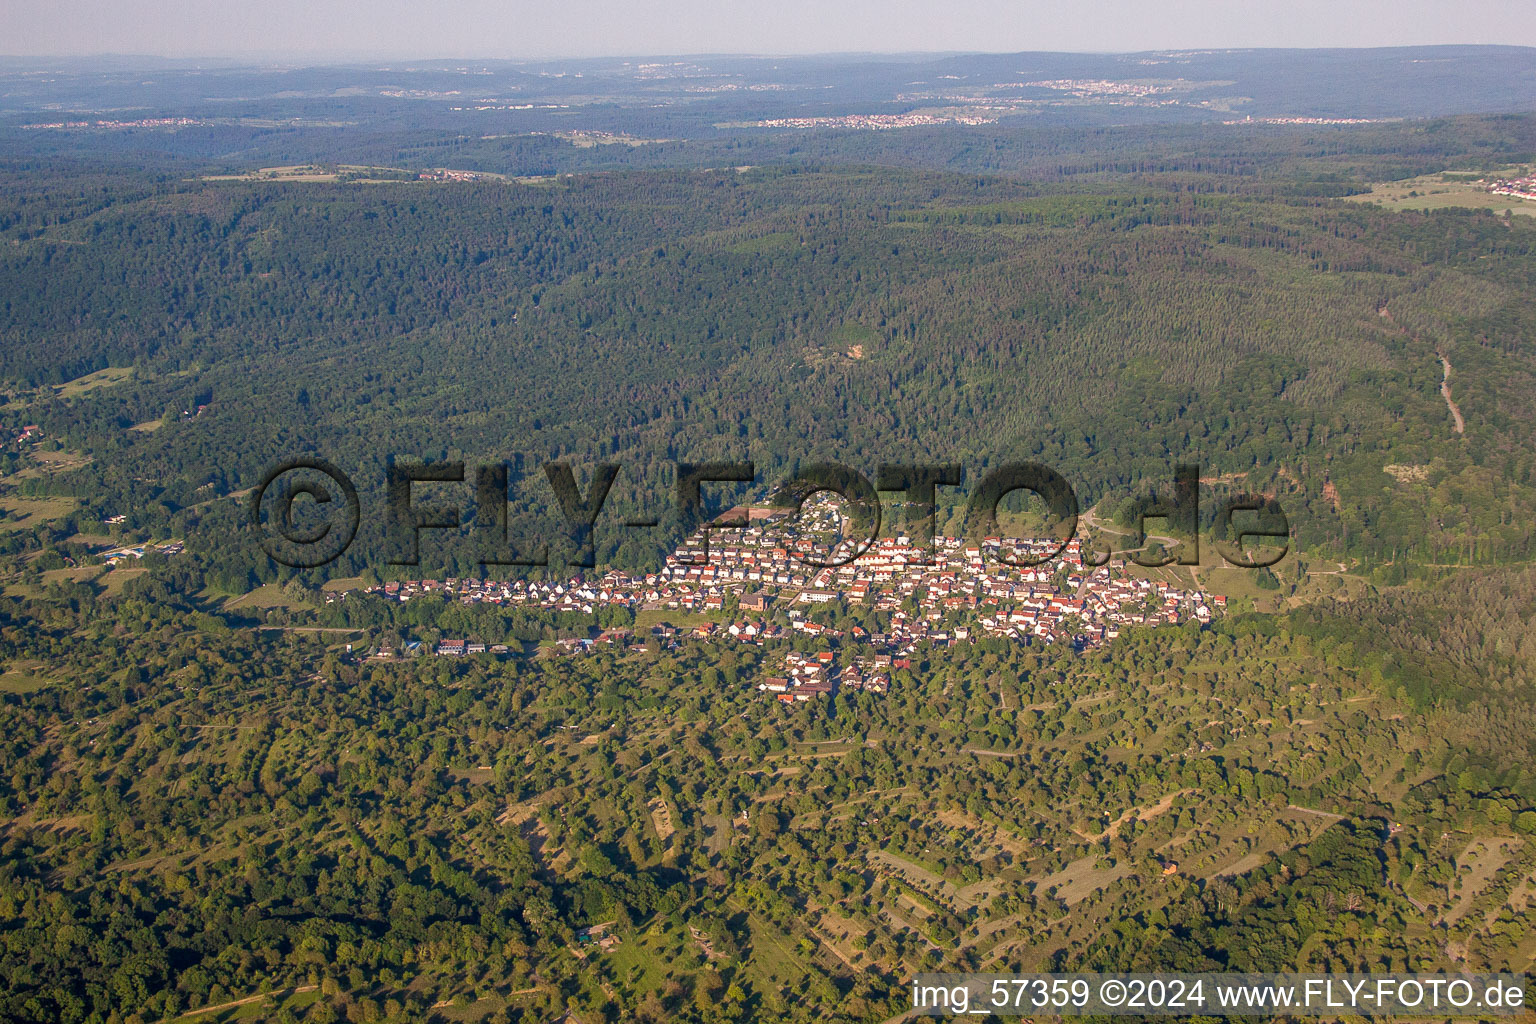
[249,458,1289,571]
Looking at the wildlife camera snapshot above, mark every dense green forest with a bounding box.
[1,108,1535,1024]
[3,119,1536,581]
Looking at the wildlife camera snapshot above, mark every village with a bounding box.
[340,497,1222,703]
[737,112,1000,130]
[1489,172,1536,201]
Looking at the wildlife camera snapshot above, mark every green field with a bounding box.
[4,367,136,410]
[0,671,48,693]
[98,566,148,596]
[40,565,104,587]
[1345,169,1536,217]
[224,584,306,611]
[0,495,78,532]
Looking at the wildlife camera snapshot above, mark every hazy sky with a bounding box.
[6,0,1536,59]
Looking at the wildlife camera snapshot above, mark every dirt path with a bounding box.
[1100,789,1190,839]
[1380,303,1464,436]
[1079,508,1176,546]
[163,984,317,1021]
[1438,353,1466,435]
[184,486,254,511]
[1286,804,1346,822]
[1403,888,1433,917]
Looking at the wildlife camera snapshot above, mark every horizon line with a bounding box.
[2,42,1535,65]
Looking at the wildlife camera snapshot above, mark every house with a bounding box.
[793,678,835,699]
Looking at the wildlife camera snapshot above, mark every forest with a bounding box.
[3,119,1536,583]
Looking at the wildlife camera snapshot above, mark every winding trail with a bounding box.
[1438,353,1466,435]
[161,985,318,1021]
[1380,303,1465,437]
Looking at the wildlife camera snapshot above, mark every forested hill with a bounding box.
[1,121,1534,584]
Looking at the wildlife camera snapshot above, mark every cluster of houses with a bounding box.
[1489,174,1536,202]
[102,540,184,566]
[431,638,510,656]
[1224,115,1389,126]
[1020,78,1172,98]
[741,112,998,130]
[417,168,486,182]
[339,502,1221,697]
[22,117,208,131]
[759,650,898,703]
